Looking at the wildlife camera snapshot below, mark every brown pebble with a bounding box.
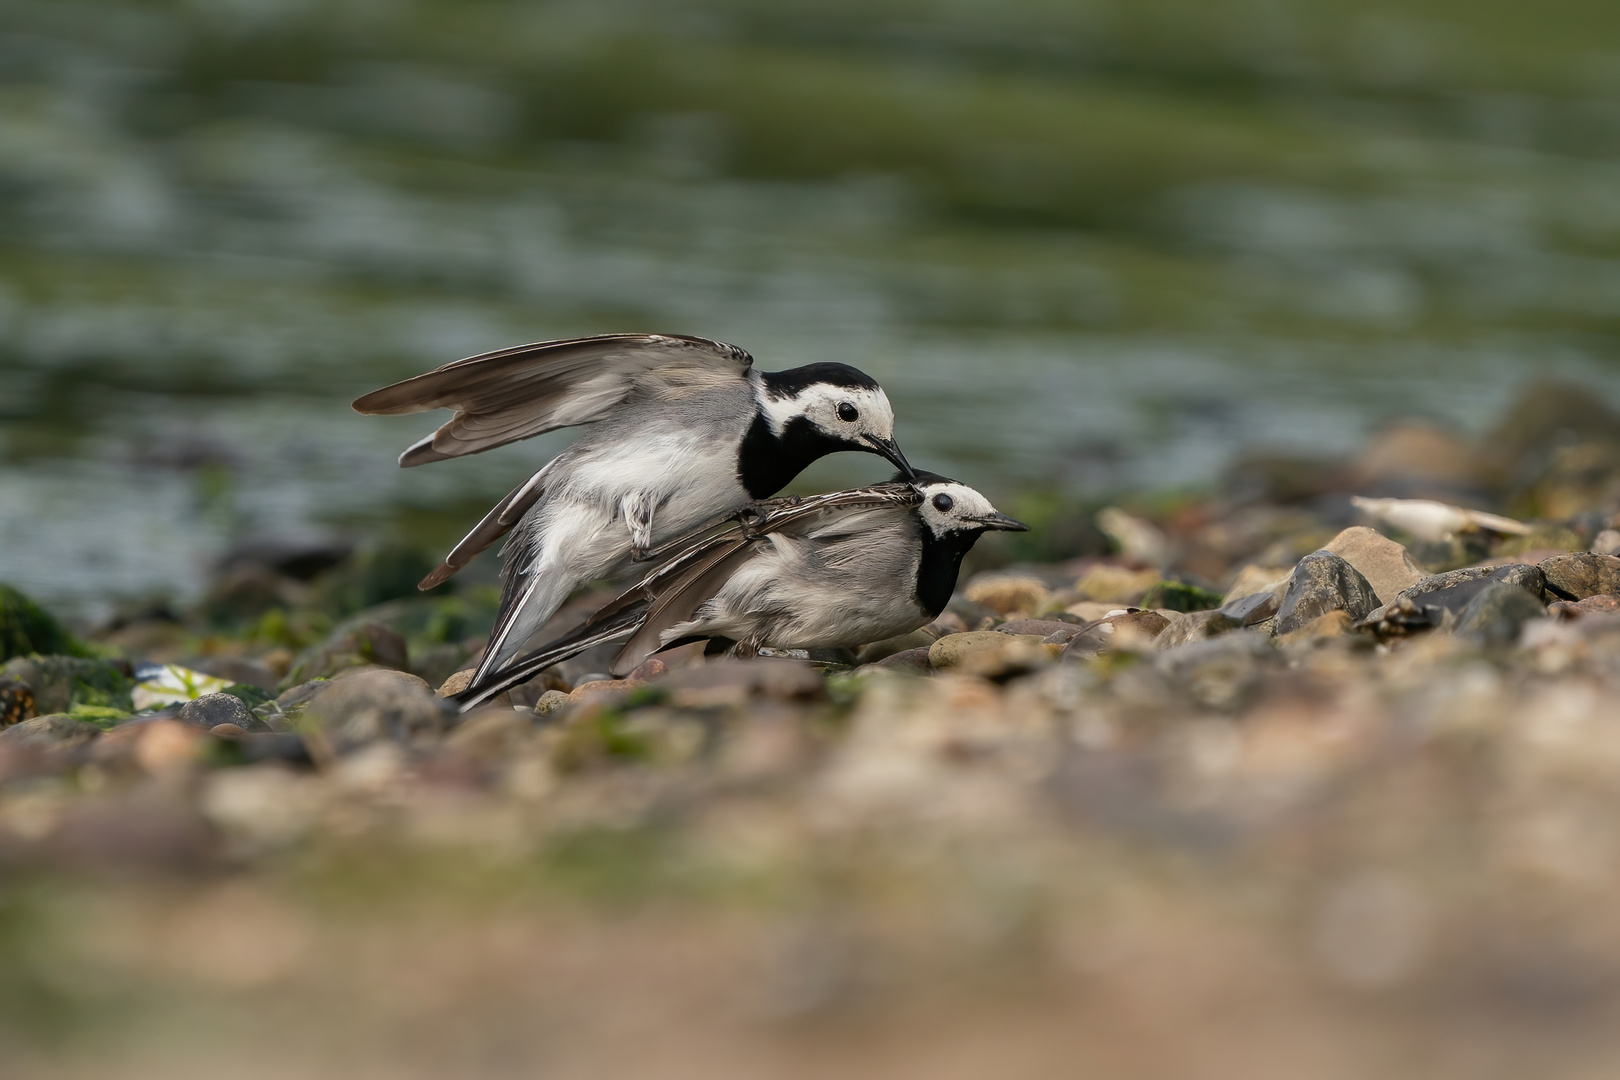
[209,723,246,738]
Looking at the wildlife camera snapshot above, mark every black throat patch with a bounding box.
[737,413,851,499]
[914,528,984,618]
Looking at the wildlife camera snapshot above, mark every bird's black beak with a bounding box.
[971,511,1029,532]
[862,433,916,478]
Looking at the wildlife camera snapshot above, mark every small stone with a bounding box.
[0,714,101,751]
[659,658,825,707]
[855,629,937,664]
[1064,600,1129,622]
[1322,526,1426,604]
[302,668,443,745]
[1274,552,1380,636]
[995,619,1084,642]
[862,647,934,675]
[1550,595,1620,620]
[928,631,1026,669]
[1222,565,1291,606]
[1062,610,1171,659]
[1156,610,1241,649]
[178,693,254,731]
[568,679,638,706]
[1539,552,1620,601]
[1360,564,1545,634]
[1592,530,1620,557]
[964,573,1050,616]
[1277,610,1354,646]
[134,720,207,774]
[446,706,534,758]
[210,723,246,738]
[626,657,669,681]
[533,690,572,716]
[1156,634,1278,711]
[1454,581,1547,648]
[1220,589,1282,626]
[436,669,476,698]
[1074,565,1160,604]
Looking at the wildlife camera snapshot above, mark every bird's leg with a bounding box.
[732,638,761,660]
[622,493,656,560]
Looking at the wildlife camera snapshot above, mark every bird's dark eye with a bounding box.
[932,493,954,512]
[836,402,858,423]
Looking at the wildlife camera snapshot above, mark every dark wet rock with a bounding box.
[0,678,36,727]
[0,714,102,751]
[178,693,256,731]
[1155,634,1279,712]
[282,621,409,688]
[1455,582,1547,648]
[659,658,826,707]
[1321,526,1426,604]
[0,656,134,715]
[0,584,85,662]
[1156,610,1241,649]
[1360,564,1545,636]
[303,668,444,745]
[1274,552,1380,636]
[274,679,333,712]
[1219,588,1281,626]
[1540,553,1620,601]
[862,647,934,675]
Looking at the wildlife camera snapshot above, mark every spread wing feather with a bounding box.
[353,333,753,467]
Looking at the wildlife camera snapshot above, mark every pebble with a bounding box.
[1592,529,1620,557]
[927,631,1048,671]
[1219,588,1281,626]
[210,723,246,738]
[1074,565,1160,604]
[1062,610,1171,659]
[1454,581,1547,648]
[533,689,573,715]
[855,629,938,664]
[994,619,1084,642]
[303,668,443,745]
[1155,610,1241,649]
[659,658,825,708]
[1539,552,1620,601]
[1362,564,1546,635]
[0,715,102,751]
[178,693,255,731]
[1222,565,1291,606]
[1277,610,1354,647]
[568,679,639,706]
[1274,551,1380,636]
[861,648,934,675]
[435,669,476,698]
[1322,526,1426,604]
[283,621,410,686]
[1155,633,1278,711]
[963,573,1050,616]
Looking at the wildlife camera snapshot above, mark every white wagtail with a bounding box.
[453,474,1027,711]
[353,333,914,687]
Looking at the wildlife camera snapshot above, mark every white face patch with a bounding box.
[915,481,1002,538]
[758,383,897,446]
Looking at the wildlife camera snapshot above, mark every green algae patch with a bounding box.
[1141,581,1224,613]
[0,585,88,662]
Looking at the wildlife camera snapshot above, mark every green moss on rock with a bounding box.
[1141,580,1225,613]
[0,585,86,662]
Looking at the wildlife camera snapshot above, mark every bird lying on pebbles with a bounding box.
[453,474,1027,711]
[354,334,914,692]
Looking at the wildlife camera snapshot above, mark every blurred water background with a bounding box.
[5,0,1620,617]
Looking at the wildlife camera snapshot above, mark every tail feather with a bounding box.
[453,600,650,712]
